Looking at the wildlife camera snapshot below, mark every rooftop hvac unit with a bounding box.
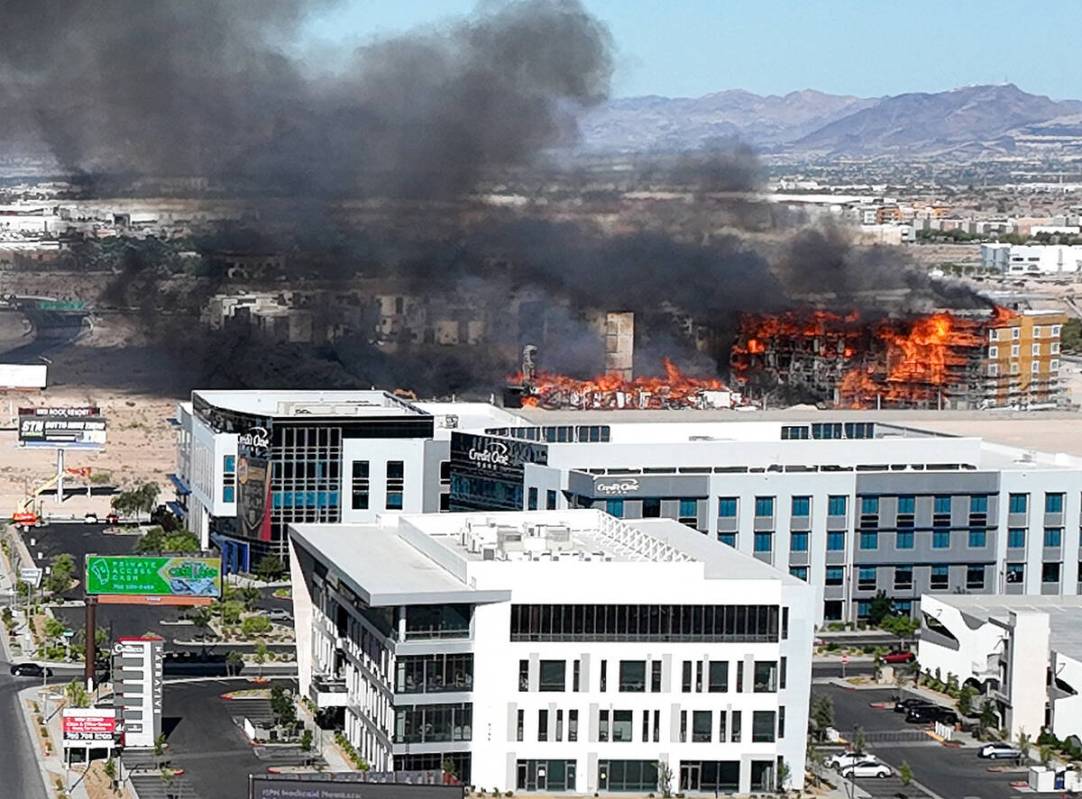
[482,547,496,561]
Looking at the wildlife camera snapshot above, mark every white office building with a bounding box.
[917,594,1082,742]
[981,243,1082,275]
[290,509,814,794]
[451,419,1082,625]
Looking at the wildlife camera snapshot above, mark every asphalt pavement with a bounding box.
[815,684,1027,799]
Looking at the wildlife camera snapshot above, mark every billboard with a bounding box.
[0,364,46,389]
[250,775,462,799]
[85,555,222,598]
[237,425,273,543]
[62,708,117,745]
[18,406,106,448]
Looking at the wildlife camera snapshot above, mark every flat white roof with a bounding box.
[930,594,1082,661]
[193,389,426,418]
[290,510,799,607]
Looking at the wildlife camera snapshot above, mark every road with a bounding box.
[815,684,1026,799]
[164,678,295,799]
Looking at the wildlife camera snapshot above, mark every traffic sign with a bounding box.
[841,654,849,665]
[19,566,43,588]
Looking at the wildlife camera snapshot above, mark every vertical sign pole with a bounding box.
[56,447,64,503]
[84,596,97,690]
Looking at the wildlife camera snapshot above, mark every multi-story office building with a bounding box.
[449,419,1082,624]
[168,389,517,570]
[290,509,813,794]
[917,594,1082,742]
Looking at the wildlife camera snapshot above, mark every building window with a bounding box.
[569,709,579,742]
[930,565,949,590]
[538,709,548,741]
[754,532,773,552]
[828,495,847,516]
[859,531,878,550]
[573,660,581,692]
[780,656,787,689]
[650,660,661,693]
[857,567,876,591]
[642,498,661,518]
[968,529,987,548]
[1009,493,1028,514]
[781,425,809,440]
[753,661,778,692]
[779,706,786,739]
[791,496,810,516]
[678,498,698,527]
[393,703,472,744]
[789,566,808,581]
[518,660,529,691]
[619,661,646,692]
[1046,493,1065,513]
[988,345,998,358]
[1033,343,1042,356]
[539,660,565,692]
[825,566,844,586]
[692,710,712,743]
[755,496,774,517]
[1008,528,1026,548]
[1044,527,1063,547]
[736,662,743,692]
[1043,562,1061,583]
[718,497,737,517]
[556,709,564,741]
[1006,563,1025,584]
[790,531,809,552]
[682,661,693,693]
[718,532,736,547]
[966,565,985,590]
[612,710,633,742]
[856,600,870,619]
[827,531,845,551]
[600,660,607,691]
[897,495,915,515]
[896,530,914,549]
[708,661,728,693]
[222,454,236,503]
[861,496,879,515]
[386,460,404,510]
[933,530,950,549]
[528,487,538,511]
[599,709,609,742]
[606,498,624,518]
[731,710,742,743]
[516,709,524,741]
[546,490,557,510]
[934,495,951,514]
[970,495,988,513]
[751,710,776,743]
[396,653,474,693]
[894,565,913,590]
[718,711,727,744]
[351,461,370,510]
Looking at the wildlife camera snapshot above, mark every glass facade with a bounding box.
[598,760,659,792]
[509,604,781,643]
[395,653,473,693]
[393,703,472,743]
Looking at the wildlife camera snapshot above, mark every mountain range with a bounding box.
[577,83,1082,157]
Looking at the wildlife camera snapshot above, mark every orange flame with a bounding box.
[510,357,732,410]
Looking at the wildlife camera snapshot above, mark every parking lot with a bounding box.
[815,684,1030,799]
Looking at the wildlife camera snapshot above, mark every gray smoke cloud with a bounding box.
[0,0,613,195]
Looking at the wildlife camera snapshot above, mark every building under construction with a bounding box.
[730,307,1069,410]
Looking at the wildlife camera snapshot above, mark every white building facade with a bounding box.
[289,510,814,794]
[917,594,1082,743]
[981,243,1082,275]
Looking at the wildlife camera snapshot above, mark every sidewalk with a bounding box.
[296,699,353,772]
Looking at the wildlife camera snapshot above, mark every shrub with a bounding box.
[241,615,272,637]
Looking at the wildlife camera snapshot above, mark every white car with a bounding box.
[840,760,892,779]
[828,752,879,770]
[979,741,1023,760]
[83,513,99,524]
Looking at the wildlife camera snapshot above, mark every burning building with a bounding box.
[731,307,1068,410]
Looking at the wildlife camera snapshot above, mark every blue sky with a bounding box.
[303,0,1080,100]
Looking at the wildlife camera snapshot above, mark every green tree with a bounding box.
[254,554,285,583]
[220,601,244,625]
[776,759,790,795]
[254,642,269,678]
[957,685,976,717]
[979,699,998,733]
[44,616,66,641]
[811,695,834,741]
[1061,318,1082,354]
[238,586,261,611]
[190,606,213,640]
[1018,730,1032,764]
[225,650,244,677]
[45,553,75,594]
[300,729,313,752]
[270,684,296,727]
[852,725,866,754]
[880,613,919,640]
[242,615,271,637]
[657,760,673,799]
[64,680,90,708]
[899,760,913,787]
[867,591,893,626]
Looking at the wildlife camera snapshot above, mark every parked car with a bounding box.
[828,752,879,770]
[979,741,1023,760]
[883,649,915,664]
[83,513,99,524]
[894,697,934,713]
[839,760,892,779]
[906,705,958,725]
[10,663,53,678]
[266,608,293,623]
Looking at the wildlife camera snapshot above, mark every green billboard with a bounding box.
[85,555,222,597]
